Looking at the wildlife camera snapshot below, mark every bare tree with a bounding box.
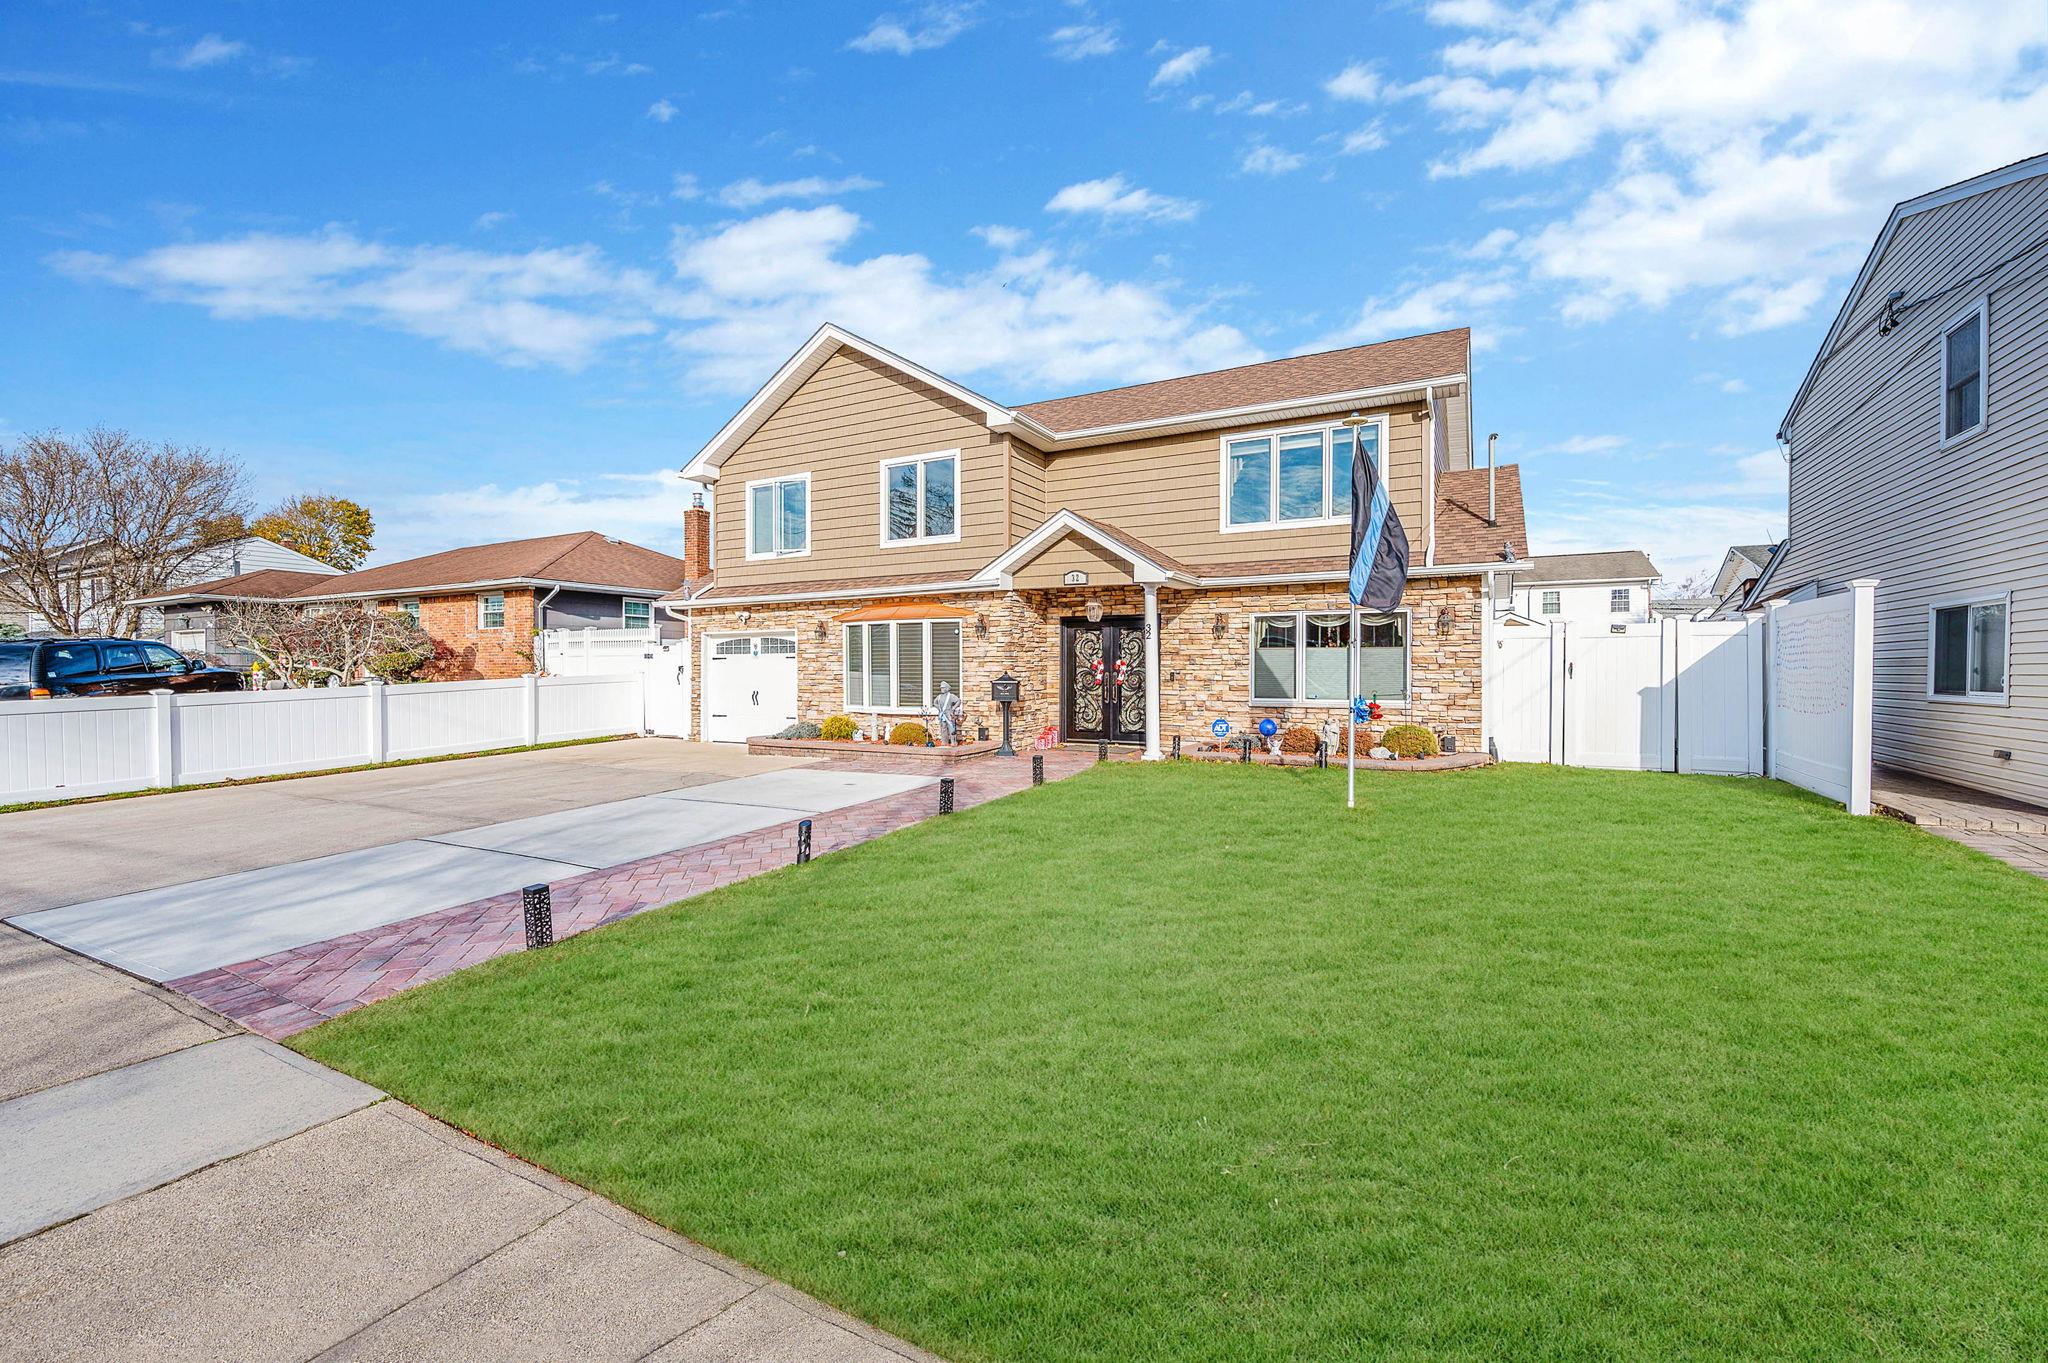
[1656,568,1718,600]
[215,602,435,687]
[0,427,248,635]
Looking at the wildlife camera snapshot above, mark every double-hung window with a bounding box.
[1540,591,1561,616]
[478,592,506,629]
[1941,299,1987,444]
[622,599,651,628]
[1224,419,1385,531]
[844,619,963,710]
[1251,610,1406,704]
[1929,594,2008,703]
[397,600,421,624]
[881,451,959,545]
[747,474,810,559]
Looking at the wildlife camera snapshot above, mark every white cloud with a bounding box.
[714,175,882,209]
[1239,142,1307,176]
[849,4,980,55]
[1318,274,1514,348]
[1409,0,2048,331]
[384,470,695,561]
[1324,62,1380,101]
[1533,433,1628,456]
[1045,175,1200,224]
[473,211,514,231]
[1465,226,1517,258]
[51,230,663,370]
[664,204,1259,393]
[1216,91,1305,117]
[972,224,1029,251]
[646,98,678,122]
[1150,45,1212,88]
[670,173,703,201]
[157,34,248,69]
[1048,23,1119,59]
[56,207,1260,399]
[1339,122,1388,155]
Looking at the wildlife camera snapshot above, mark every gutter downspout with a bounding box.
[534,584,562,671]
[1423,384,1437,569]
[1486,433,1498,526]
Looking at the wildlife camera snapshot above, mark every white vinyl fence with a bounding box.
[540,626,692,739]
[0,672,646,804]
[1485,579,1875,813]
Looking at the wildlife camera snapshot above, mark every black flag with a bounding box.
[1347,427,1409,611]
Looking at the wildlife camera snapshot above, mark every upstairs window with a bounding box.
[1930,594,2007,703]
[747,475,810,558]
[881,451,959,545]
[1224,419,1385,531]
[1942,299,1987,444]
[1610,588,1630,612]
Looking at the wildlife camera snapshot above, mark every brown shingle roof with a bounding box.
[149,568,337,602]
[1012,329,1469,433]
[288,532,688,599]
[1433,465,1527,565]
[1512,550,1659,583]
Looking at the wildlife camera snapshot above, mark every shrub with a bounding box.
[819,714,858,742]
[775,721,822,740]
[888,720,931,746]
[1278,725,1320,755]
[1380,723,1440,759]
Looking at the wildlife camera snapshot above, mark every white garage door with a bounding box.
[704,634,798,743]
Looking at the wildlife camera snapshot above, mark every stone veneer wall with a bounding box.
[683,574,1484,750]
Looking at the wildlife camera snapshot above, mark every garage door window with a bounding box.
[844,620,962,710]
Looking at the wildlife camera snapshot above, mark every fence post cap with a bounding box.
[149,687,174,696]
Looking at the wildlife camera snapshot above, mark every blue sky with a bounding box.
[5,1,2046,585]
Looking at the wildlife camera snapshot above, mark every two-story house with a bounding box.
[1504,551,1659,628]
[662,324,1528,756]
[1760,151,2048,805]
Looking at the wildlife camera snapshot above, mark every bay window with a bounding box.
[882,450,959,544]
[746,474,810,559]
[1223,419,1384,531]
[1251,610,1406,704]
[845,619,964,710]
[1929,594,2007,702]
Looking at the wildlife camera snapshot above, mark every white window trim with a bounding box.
[1540,591,1561,615]
[842,618,965,713]
[477,592,506,629]
[1938,296,1989,448]
[877,450,963,548]
[1247,608,1411,708]
[743,472,812,562]
[622,598,652,627]
[1609,588,1631,613]
[1926,589,2010,705]
[1219,415,1390,535]
[398,599,421,624]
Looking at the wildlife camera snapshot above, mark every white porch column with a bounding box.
[1142,583,1164,760]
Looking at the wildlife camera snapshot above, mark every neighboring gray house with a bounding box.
[0,535,339,640]
[1651,596,1717,621]
[140,538,343,649]
[1505,550,1660,627]
[1762,151,2048,805]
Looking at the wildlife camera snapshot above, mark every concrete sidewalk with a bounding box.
[0,926,943,1363]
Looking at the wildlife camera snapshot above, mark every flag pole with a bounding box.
[1347,604,1358,809]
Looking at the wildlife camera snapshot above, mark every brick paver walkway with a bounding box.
[170,750,1112,1038]
[1871,764,2048,882]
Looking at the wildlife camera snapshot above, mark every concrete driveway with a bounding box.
[0,926,941,1363]
[5,740,932,985]
[1,738,806,917]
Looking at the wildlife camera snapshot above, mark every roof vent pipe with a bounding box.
[1486,433,1499,527]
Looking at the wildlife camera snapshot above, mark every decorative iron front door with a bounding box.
[1061,617,1147,745]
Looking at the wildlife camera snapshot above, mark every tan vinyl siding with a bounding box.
[1009,436,1049,542]
[1774,170,2048,804]
[1036,403,1428,569]
[1010,533,1139,590]
[710,349,1001,588]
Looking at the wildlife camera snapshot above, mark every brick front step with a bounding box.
[746,737,1004,763]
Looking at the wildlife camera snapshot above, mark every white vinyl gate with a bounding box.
[1483,581,1874,812]
[540,626,691,738]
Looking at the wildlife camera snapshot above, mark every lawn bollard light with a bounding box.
[1097,738,1108,762]
[1171,734,1181,758]
[796,817,812,864]
[1031,754,1044,786]
[1316,739,1327,769]
[1239,737,1252,763]
[939,777,955,814]
[521,883,554,950]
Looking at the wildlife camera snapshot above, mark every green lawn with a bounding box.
[298,763,2048,1362]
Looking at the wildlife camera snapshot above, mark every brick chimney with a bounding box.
[682,491,711,589]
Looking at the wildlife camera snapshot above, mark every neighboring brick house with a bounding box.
[663,324,1529,754]
[136,531,688,680]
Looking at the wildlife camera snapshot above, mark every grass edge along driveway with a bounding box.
[298,763,2048,1363]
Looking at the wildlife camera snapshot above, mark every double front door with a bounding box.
[1062,616,1146,745]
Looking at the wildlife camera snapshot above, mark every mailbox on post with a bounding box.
[990,672,1020,755]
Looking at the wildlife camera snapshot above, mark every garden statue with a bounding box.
[931,681,964,746]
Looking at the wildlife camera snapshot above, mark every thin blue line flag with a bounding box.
[1347,426,1409,611]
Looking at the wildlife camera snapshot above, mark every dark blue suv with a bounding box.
[0,638,246,700]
